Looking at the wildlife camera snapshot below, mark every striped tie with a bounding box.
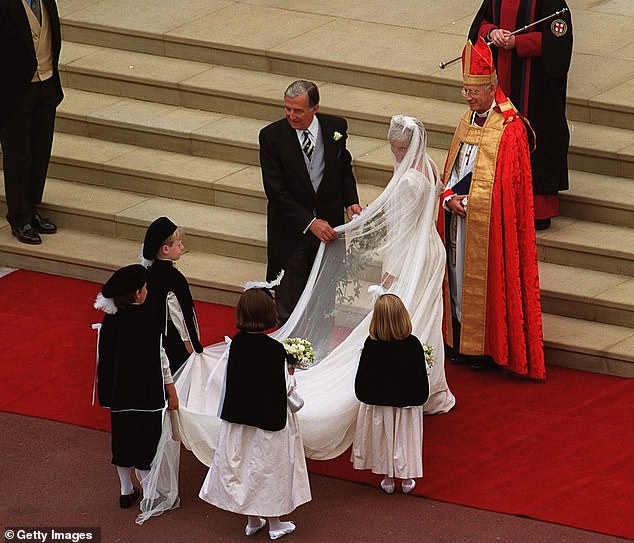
[302,130,314,161]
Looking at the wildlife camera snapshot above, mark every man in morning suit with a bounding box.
[1,0,63,245]
[259,80,362,324]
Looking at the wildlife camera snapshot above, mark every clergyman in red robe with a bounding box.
[438,38,545,380]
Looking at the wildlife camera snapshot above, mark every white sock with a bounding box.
[116,466,134,495]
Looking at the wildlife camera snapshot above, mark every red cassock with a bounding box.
[438,89,546,380]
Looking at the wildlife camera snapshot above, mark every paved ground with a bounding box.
[2,412,629,543]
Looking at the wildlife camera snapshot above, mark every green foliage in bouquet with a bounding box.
[281,337,316,369]
[423,343,435,369]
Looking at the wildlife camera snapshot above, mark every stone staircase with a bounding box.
[1,0,633,377]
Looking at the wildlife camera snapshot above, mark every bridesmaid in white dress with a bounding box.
[351,294,429,494]
[199,288,311,540]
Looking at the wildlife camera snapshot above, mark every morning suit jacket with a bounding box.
[0,0,64,129]
[259,113,359,282]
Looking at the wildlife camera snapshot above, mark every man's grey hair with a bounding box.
[285,80,320,108]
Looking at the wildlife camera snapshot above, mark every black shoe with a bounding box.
[469,356,497,371]
[450,355,469,365]
[31,211,57,234]
[11,224,42,245]
[119,487,140,509]
[534,218,551,231]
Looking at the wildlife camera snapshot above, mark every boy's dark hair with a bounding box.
[236,288,277,332]
[113,292,138,309]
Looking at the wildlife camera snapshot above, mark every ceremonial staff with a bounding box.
[439,8,569,69]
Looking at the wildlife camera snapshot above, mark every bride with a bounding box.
[136,115,455,523]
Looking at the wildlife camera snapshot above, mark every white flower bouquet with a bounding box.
[281,337,316,369]
[423,343,435,369]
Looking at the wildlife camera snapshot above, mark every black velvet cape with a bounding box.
[220,331,288,432]
[146,258,203,372]
[355,335,430,408]
[97,303,166,412]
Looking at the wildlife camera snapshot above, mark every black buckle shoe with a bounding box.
[534,218,551,231]
[11,224,42,245]
[31,211,57,234]
[469,356,497,371]
[119,487,140,509]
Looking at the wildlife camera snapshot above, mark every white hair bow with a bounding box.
[94,292,118,314]
[243,269,285,291]
[367,284,387,304]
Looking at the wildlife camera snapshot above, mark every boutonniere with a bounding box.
[333,131,343,142]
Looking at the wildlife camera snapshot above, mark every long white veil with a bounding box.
[137,115,455,523]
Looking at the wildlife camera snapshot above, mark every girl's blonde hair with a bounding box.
[368,294,412,341]
[164,226,184,246]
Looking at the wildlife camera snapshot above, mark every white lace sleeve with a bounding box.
[166,291,190,342]
[161,338,173,385]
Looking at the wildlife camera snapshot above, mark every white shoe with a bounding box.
[402,479,416,494]
[245,518,266,536]
[269,521,295,540]
[380,477,395,494]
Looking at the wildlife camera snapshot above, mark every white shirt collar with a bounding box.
[296,115,320,141]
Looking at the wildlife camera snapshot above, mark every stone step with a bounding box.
[58,43,634,180]
[0,224,264,306]
[42,131,634,228]
[537,217,634,276]
[57,2,634,130]
[543,313,634,378]
[6,170,634,330]
[0,176,268,264]
[54,88,446,187]
[58,41,460,149]
[45,132,384,214]
[560,170,634,227]
[539,261,634,328]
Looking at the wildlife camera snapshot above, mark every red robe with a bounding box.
[438,90,545,380]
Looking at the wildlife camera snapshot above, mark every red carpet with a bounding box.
[0,269,236,432]
[1,270,632,539]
